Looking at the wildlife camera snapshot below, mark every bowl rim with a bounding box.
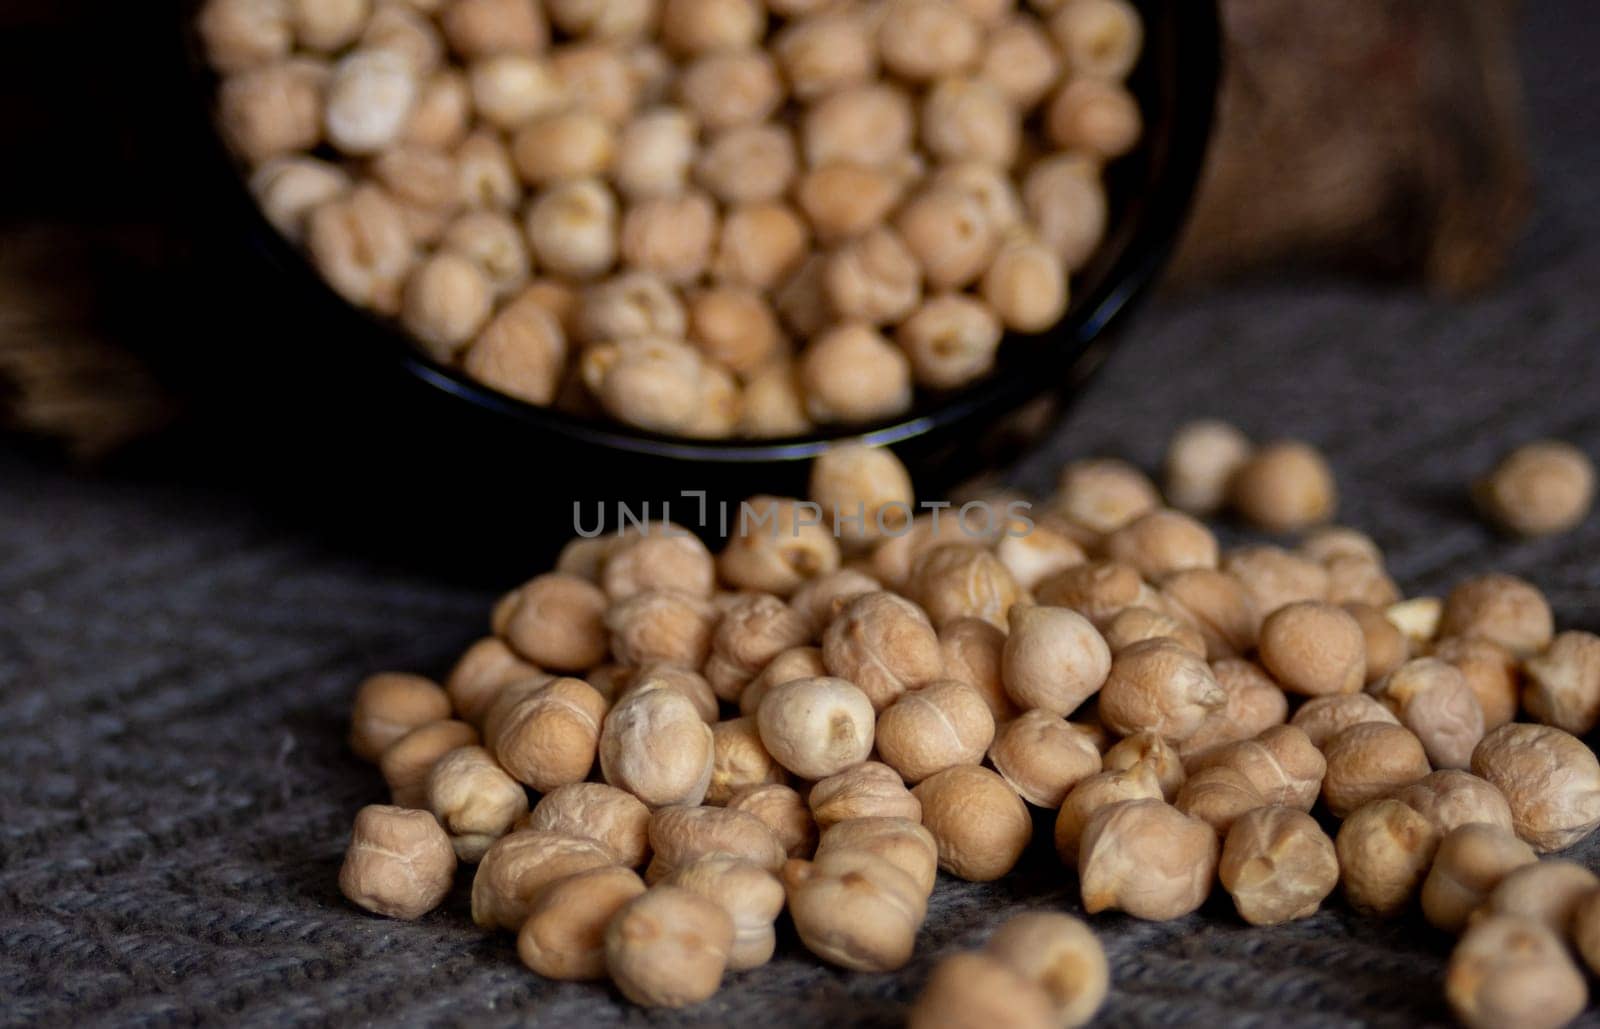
[184,0,1221,464]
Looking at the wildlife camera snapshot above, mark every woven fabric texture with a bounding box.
[4,5,1600,1026]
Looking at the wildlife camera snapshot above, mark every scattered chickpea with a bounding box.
[524,177,618,280]
[822,591,944,710]
[1174,766,1264,837]
[719,495,843,596]
[381,719,480,807]
[727,783,817,858]
[1336,798,1439,917]
[446,637,540,727]
[995,523,1085,594]
[1180,658,1289,759]
[783,850,928,972]
[491,676,606,791]
[339,804,457,919]
[914,765,1031,881]
[1099,638,1225,742]
[604,528,717,601]
[755,676,876,779]
[1045,78,1141,158]
[713,202,810,291]
[1186,725,1325,811]
[875,680,996,784]
[980,912,1109,1028]
[705,716,788,804]
[1522,630,1600,735]
[990,711,1104,807]
[325,50,419,156]
[1157,569,1260,660]
[1420,823,1536,933]
[1324,553,1402,608]
[425,745,529,862]
[219,59,327,166]
[1475,440,1595,538]
[350,672,452,762]
[645,805,786,883]
[667,855,787,970]
[815,816,939,895]
[907,545,1020,631]
[802,83,915,169]
[939,617,1019,722]
[704,592,810,701]
[1440,574,1554,658]
[471,829,620,931]
[1447,915,1588,1029]
[741,645,828,716]
[1389,769,1514,837]
[1162,419,1252,516]
[1219,806,1338,926]
[1343,602,1409,684]
[808,445,915,550]
[1103,730,1185,800]
[1102,607,1202,660]
[1036,561,1159,630]
[1228,441,1338,534]
[981,234,1069,333]
[600,682,717,807]
[518,865,647,980]
[492,571,609,671]
[1052,764,1163,865]
[809,760,923,829]
[1219,545,1326,622]
[604,885,735,1008]
[1078,799,1218,920]
[1433,635,1520,732]
[1052,457,1161,539]
[1257,601,1365,697]
[1472,722,1600,852]
[1371,657,1485,770]
[1001,604,1112,716]
[908,952,1057,1029]
[1480,860,1600,935]
[527,783,651,868]
[1320,722,1430,818]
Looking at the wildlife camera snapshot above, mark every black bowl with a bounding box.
[174,0,1218,576]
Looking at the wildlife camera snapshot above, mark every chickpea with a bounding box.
[1036,561,1158,631]
[1217,546,1325,622]
[1324,553,1402,608]
[982,912,1108,1028]
[667,855,786,970]
[895,186,997,290]
[574,271,686,345]
[989,710,1102,807]
[528,782,651,868]
[1320,722,1430,818]
[914,765,1031,881]
[1188,726,1325,813]
[878,0,982,82]
[775,10,877,101]
[659,0,764,56]
[491,572,608,670]
[979,16,1060,107]
[489,677,605,791]
[1174,765,1263,837]
[604,528,716,601]
[1180,658,1289,760]
[705,593,811,702]
[580,336,708,433]
[546,0,658,39]
[618,663,718,724]
[815,816,938,894]
[200,0,293,73]
[806,445,913,551]
[808,760,923,828]
[439,211,529,297]
[251,156,351,241]
[896,293,1003,390]
[714,201,811,291]
[997,606,1109,718]
[613,107,696,198]
[467,54,566,130]
[1099,639,1225,742]
[1433,635,1520,732]
[1482,860,1600,934]
[446,637,539,726]
[1049,0,1142,80]
[1051,457,1159,538]
[1442,574,1556,658]
[1257,601,1365,697]
[600,682,716,807]
[1391,769,1515,837]
[605,886,734,1008]
[512,109,616,185]
[1336,798,1439,917]
[1104,510,1217,582]
[440,0,547,58]
[800,323,915,425]
[1421,824,1537,932]
[1160,419,1253,515]
[645,805,786,883]
[1388,596,1445,648]
[921,77,1019,166]
[775,253,835,338]
[1473,723,1600,852]
[1371,657,1485,770]
[620,190,718,284]
[908,545,1020,631]
[995,523,1086,593]
[1228,441,1338,534]
[741,646,828,716]
[694,125,797,206]
[1102,730,1184,800]
[471,829,620,930]
[876,680,995,783]
[1447,915,1587,1029]
[685,286,784,375]
[873,512,993,590]
[798,163,906,247]
[1298,525,1384,567]
[1045,78,1141,158]
[360,5,443,75]
[981,234,1069,334]
[1053,764,1163,865]
[802,83,916,169]
[739,361,813,438]
[719,495,843,596]
[932,161,1024,233]
[1079,799,1217,920]
[1288,692,1399,749]
[1023,153,1108,271]
[381,719,480,807]
[398,253,493,359]
[518,865,646,980]
[424,744,528,862]
[1157,569,1260,660]
[1523,630,1600,735]
[1219,806,1338,926]
[324,50,419,156]
[939,617,1018,721]
[525,177,618,279]
[457,129,521,209]
[350,672,452,762]
[756,676,875,779]
[307,183,416,314]
[1341,601,1409,684]
[728,783,817,858]
[784,849,928,972]
[1475,440,1595,538]
[1103,606,1205,658]
[550,42,640,123]
[678,50,783,132]
[219,58,326,166]
[909,953,1057,1029]
[339,804,457,919]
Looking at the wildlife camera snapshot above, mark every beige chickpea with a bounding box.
[775,10,877,101]
[667,855,786,971]
[619,190,717,284]
[921,77,1019,166]
[981,234,1069,334]
[873,512,992,591]
[492,572,608,670]
[471,829,620,930]
[480,676,559,749]
[783,850,928,972]
[979,16,1061,107]
[603,528,716,601]
[457,130,521,209]
[441,210,530,297]
[684,286,783,375]
[823,234,921,337]
[914,765,1031,881]
[694,125,797,206]
[982,912,1108,1028]
[1343,602,1409,684]
[1391,769,1514,837]
[613,107,696,199]
[251,156,351,241]
[896,293,1004,390]
[1447,914,1587,1029]
[809,760,923,828]
[908,544,1020,631]
[1257,601,1365,697]
[219,59,326,165]
[705,593,810,702]
[446,637,539,727]
[875,680,995,784]
[995,523,1086,594]
[400,252,494,358]
[1180,658,1290,760]
[756,676,875,779]
[1157,569,1259,660]
[1480,860,1600,934]
[467,54,565,130]
[1045,78,1141,158]
[525,177,618,279]
[1079,799,1217,920]
[528,782,651,867]
[1051,457,1160,539]
[678,50,783,133]
[350,672,452,761]
[714,202,811,291]
[360,5,443,75]
[1186,725,1326,811]
[1103,606,1205,658]
[1288,692,1400,750]
[618,664,718,724]
[381,719,480,807]
[706,717,788,805]
[1473,722,1600,852]
[1219,806,1338,926]
[739,361,813,438]
[1324,554,1402,608]
[1023,153,1108,271]
[573,271,686,346]
[517,865,646,980]
[511,110,616,185]
[645,805,786,883]
[1297,525,1384,567]
[1219,545,1327,621]
[1104,509,1218,581]
[775,252,835,338]
[807,445,914,551]
[797,163,906,248]
[728,783,817,858]
[325,50,418,156]
[550,42,639,123]
[1099,639,1225,742]
[1228,441,1338,534]
[895,186,997,290]
[1049,0,1142,80]
[600,683,716,807]
[938,617,1017,722]
[1321,722,1430,818]
[909,952,1057,1029]
[605,885,734,1008]
[1001,604,1111,716]
[815,816,938,895]
[1372,658,1485,770]
[491,677,606,791]
[931,161,1024,233]
[580,336,708,433]
[1440,574,1554,658]
[1174,766,1264,837]
[1433,635,1520,732]
[1036,561,1159,630]
[1053,763,1163,865]
[719,495,843,597]
[989,711,1102,808]
[1162,419,1253,516]
[1475,440,1595,538]
[741,646,828,716]
[439,0,547,58]
[1523,630,1600,735]
[339,804,456,919]
[425,745,528,862]
[1421,824,1537,933]
[626,42,675,103]
[307,184,415,314]
[878,0,981,82]
[1335,798,1439,917]
[659,0,764,56]
[802,83,915,168]
[200,0,293,73]
[1103,730,1186,800]
[546,0,657,39]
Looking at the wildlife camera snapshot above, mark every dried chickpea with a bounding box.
[1050,0,1142,79]
[200,0,293,73]
[307,184,415,314]
[251,157,351,241]
[613,107,696,199]
[493,572,609,670]
[1219,806,1338,926]
[1103,606,1205,658]
[1433,635,1520,732]
[909,953,1056,1029]
[440,0,547,59]
[219,59,326,165]
[471,829,620,930]
[605,885,734,1008]
[801,83,915,168]
[694,125,797,206]
[525,177,618,279]
[550,42,640,123]
[1179,658,1289,760]
[526,783,650,868]
[1336,798,1439,917]
[981,234,1068,334]
[512,109,616,185]
[1391,769,1514,837]
[1288,692,1399,749]
[1343,602,1409,684]
[1045,78,1141,158]
[1320,722,1430,818]
[1053,761,1163,864]
[1387,596,1443,648]
[667,855,786,970]
[546,0,657,39]
[908,545,1020,631]
[990,711,1103,807]
[1001,604,1111,716]
[739,362,813,438]
[1175,766,1264,837]
[580,337,709,433]
[441,210,530,296]
[1162,419,1252,516]
[684,286,783,374]
[756,676,875,779]
[714,201,810,291]
[815,816,938,895]
[1421,824,1537,932]
[981,912,1109,1028]
[1440,574,1554,658]
[1447,915,1587,1029]
[797,163,906,247]
[895,186,997,290]
[1371,657,1485,770]
[704,593,811,702]
[467,54,565,130]
[914,765,1031,881]
[1157,569,1259,660]
[1022,153,1108,271]
[1099,638,1225,742]
[600,683,716,807]
[604,528,716,601]
[381,719,480,807]
[775,253,834,338]
[995,523,1086,593]
[818,591,941,710]
[876,680,995,784]
[1298,525,1384,567]
[1079,799,1217,920]
[1257,601,1365,697]
[728,783,817,858]
[518,866,646,980]
[619,191,718,284]
[719,495,843,597]
[1102,730,1186,800]
[425,745,528,862]
[1036,561,1159,630]
[872,512,991,590]
[878,0,981,82]
[808,445,914,551]
[809,760,923,828]
[707,717,788,805]
[1324,554,1402,608]
[1052,457,1160,538]
[980,16,1060,107]
[339,804,456,919]
[360,5,443,75]
[574,271,687,345]
[678,49,783,132]
[491,677,606,791]
[1220,545,1327,621]
[350,672,452,761]
[896,293,1003,390]
[620,663,715,726]
[774,11,877,101]
[1472,722,1600,852]
[659,0,763,56]
[1481,860,1600,933]
[457,129,521,208]
[1104,509,1218,581]
[920,77,1018,166]
[1228,441,1338,534]
[784,850,928,972]
[446,637,540,727]
[325,50,418,155]
[1475,440,1595,538]
[1523,630,1600,735]
[645,805,786,883]
[939,617,1018,722]
[741,646,828,715]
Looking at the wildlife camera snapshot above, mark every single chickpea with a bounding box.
[551,42,640,123]
[1298,525,1384,566]
[511,109,616,185]
[756,676,875,779]
[445,637,539,727]
[694,125,797,206]
[678,49,783,133]
[218,59,326,165]
[939,617,1019,722]
[615,663,716,724]
[1186,725,1324,814]
[613,107,696,199]
[921,77,1019,166]
[1441,574,1555,658]
[739,361,813,438]
[932,161,1024,232]
[604,885,734,1008]
[728,783,817,858]
[798,163,907,247]
[895,186,997,290]
[823,229,922,330]
[1341,602,1409,684]
[719,495,843,596]
[645,805,786,883]
[872,512,990,590]
[1161,419,1253,516]
[1219,545,1327,621]
[684,286,784,375]
[456,130,521,209]
[490,677,606,791]
[1324,554,1402,608]
[1287,692,1400,750]
[909,952,1057,1029]
[1447,915,1588,1029]
[1104,509,1218,581]
[1228,441,1338,534]
[996,523,1086,594]
[1421,823,1537,932]
[199,0,292,73]
[399,253,494,360]
[360,5,443,75]
[1475,440,1595,538]
[667,855,786,970]
[1023,153,1108,271]
[1219,805,1338,926]
[1320,722,1430,818]
[339,804,456,919]
[1045,78,1141,158]
[471,829,619,930]
[1103,607,1205,658]
[1180,658,1290,760]
[1051,457,1159,538]
[1523,630,1600,736]
[705,594,811,702]
[492,572,608,670]
[808,761,923,828]
[895,293,1004,391]
[1391,769,1514,837]
[546,0,658,39]
[325,50,418,156]
[1474,722,1600,852]
[425,744,528,862]
[1099,639,1226,742]
[913,765,1031,881]
[1036,561,1158,630]
[1103,730,1186,800]
[783,849,928,971]
[799,323,915,424]
[1049,0,1142,80]
[528,782,651,867]
[801,83,916,169]
[987,711,1101,808]
[999,604,1110,716]
[441,210,530,297]
[525,177,618,279]
[599,683,716,807]
[1335,798,1439,917]
[1157,569,1260,661]
[350,672,452,761]
[1481,860,1600,935]
[981,234,1069,334]
[1371,657,1486,770]
[659,0,764,56]
[580,337,708,433]
[875,680,995,784]
[518,865,646,980]
[878,0,982,82]
[1257,601,1365,697]
[714,202,811,291]
[775,10,877,101]
[603,528,716,601]
[908,544,1020,631]
[467,54,566,130]
[1175,765,1264,837]
[1433,635,1520,732]
[1079,799,1217,920]
[380,719,480,807]
[814,816,938,894]
[1053,764,1163,865]
[251,157,351,242]
[982,912,1109,1028]
[574,271,686,346]
[619,190,718,284]
[808,445,915,551]
[741,646,828,716]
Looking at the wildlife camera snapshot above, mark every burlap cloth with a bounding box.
[4,3,1600,1025]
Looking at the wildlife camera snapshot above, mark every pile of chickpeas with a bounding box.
[337,425,1599,1028]
[199,0,1140,439]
